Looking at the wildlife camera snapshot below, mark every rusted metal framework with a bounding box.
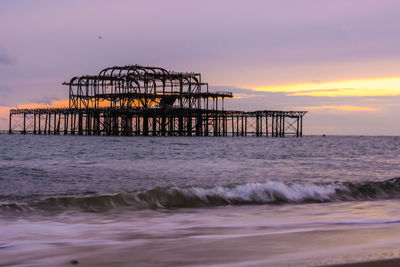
[9,65,307,137]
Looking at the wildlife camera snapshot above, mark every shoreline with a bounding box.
[329,258,400,267]
[2,211,400,267]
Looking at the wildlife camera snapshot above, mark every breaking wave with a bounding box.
[2,177,400,213]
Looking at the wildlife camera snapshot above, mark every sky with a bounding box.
[1,0,400,135]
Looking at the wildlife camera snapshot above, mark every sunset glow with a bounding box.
[253,77,400,97]
[2,0,400,135]
[303,105,376,112]
[16,99,69,109]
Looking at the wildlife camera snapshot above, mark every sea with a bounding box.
[1,135,400,266]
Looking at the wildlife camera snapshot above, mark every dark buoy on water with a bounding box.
[322,134,326,137]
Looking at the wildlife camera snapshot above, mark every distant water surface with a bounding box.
[1,135,400,266]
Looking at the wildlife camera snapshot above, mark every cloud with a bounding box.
[0,85,11,98]
[0,51,14,65]
[210,86,274,96]
[286,88,355,96]
[17,99,69,109]
[252,77,400,97]
[302,105,376,112]
[28,96,63,106]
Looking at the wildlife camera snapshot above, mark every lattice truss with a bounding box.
[65,65,232,110]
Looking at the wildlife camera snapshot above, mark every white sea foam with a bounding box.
[176,182,346,204]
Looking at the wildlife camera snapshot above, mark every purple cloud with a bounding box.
[0,51,13,65]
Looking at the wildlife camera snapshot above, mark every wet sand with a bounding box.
[3,219,400,267]
[331,258,400,267]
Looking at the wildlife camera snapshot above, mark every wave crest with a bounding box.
[2,178,400,213]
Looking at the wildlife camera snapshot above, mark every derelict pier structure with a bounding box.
[9,65,307,137]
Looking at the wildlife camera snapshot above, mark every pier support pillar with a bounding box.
[178,115,183,136]
[48,112,51,135]
[300,116,303,137]
[143,115,149,136]
[9,113,12,134]
[38,113,41,135]
[33,113,36,134]
[64,113,68,135]
[23,112,26,134]
[152,116,157,136]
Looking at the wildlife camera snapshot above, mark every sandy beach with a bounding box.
[2,204,400,267]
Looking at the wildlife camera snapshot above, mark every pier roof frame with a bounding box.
[64,65,229,109]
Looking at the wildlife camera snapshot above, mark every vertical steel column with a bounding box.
[236,116,239,136]
[33,112,36,134]
[225,116,228,136]
[53,112,57,134]
[8,113,12,134]
[23,112,26,134]
[178,115,183,136]
[240,116,244,137]
[44,113,48,135]
[196,114,202,136]
[187,112,192,136]
[92,112,96,135]
[93,112,99,135]
[97,113,101,135]
[78,112,83,135]
[204,112,209,136]
[64,113,68,135]
[245,116,247,136]
[161,114,167,136]
[48,112,51,135]
[99,113,102,135]
[231,115,234,136]
[87,113,91,135]
[57,113,61,134]
[112,114,119,135]
[71,113,76,135]
[214,113,218,136]
[152,115,157,136]
[169,115,174,136]
[143,115,148,136]
[256,114,259,137]
[271,114,274,137]
[222,115,226,136]
[300,116,303,137]
[38,113,41,135]
[135,115,139,136]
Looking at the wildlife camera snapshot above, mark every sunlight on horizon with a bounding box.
[253,77,400,97]
[302,105,376,112]
[17,100,69,109]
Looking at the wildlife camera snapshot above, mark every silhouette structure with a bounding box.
[9,65,306,136]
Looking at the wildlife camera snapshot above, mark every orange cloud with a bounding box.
[17,99,69,109]
[232,93,259,99]
[253,77,400,97]
[0,100,70,129]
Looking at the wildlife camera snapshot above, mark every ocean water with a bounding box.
[1,135,400,266]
